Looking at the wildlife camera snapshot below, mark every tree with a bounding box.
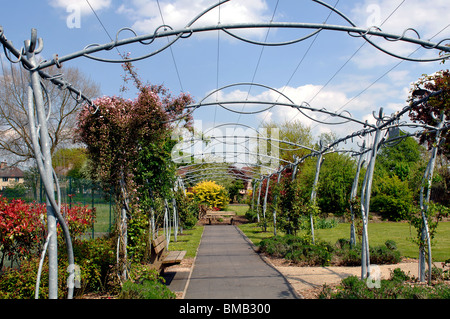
[371,134,425,220]
[0,64,100,164]
[316,152,356,215]
[260,120,314,163]
[408,69,450,157]
[76,62,193,282]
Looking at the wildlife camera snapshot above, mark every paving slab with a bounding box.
[184,225,298,299]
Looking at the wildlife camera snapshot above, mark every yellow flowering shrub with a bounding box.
[192,180,229,210]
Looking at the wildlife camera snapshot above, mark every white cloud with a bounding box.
[350,0,450,68]
[117,0,270,37]
[49,0,112,15]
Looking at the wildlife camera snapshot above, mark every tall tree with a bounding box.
[260,120,314,163]
[0,64,100,163]
[76,62,193,281]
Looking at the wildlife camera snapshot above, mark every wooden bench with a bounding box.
[205,211,236,225]
[150,235,186,274]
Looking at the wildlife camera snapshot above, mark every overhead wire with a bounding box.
[310,20,450,132]
[307,0,406,107]
[156,0,184,92]
[257,0,340,127]
[232,0,280,129]
[286,0,407,127]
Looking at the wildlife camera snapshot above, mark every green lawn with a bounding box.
[230,204,450,262]
[315,221,450,262]
[91,203,115,233]
[167,225,204,258]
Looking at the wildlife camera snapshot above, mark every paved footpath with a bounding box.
[184,225,298,299]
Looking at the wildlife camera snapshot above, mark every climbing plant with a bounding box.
[76,61,194,280]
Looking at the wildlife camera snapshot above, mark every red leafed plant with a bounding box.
[0,195,95,270]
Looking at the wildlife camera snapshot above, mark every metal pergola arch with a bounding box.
[0,0,449,298]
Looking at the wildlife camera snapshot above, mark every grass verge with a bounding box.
[167,225,204,258]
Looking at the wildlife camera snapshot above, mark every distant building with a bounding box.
[0,161,25,190]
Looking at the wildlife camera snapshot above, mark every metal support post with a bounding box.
[360,109,384,280]
[256,180,262,223]
[25,35,59,299]
[310,144,324,245]
[270,169,283,236]
[349,142,366,248]
[418,113,445,283]
[262,176,270,232]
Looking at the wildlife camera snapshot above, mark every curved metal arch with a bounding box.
[34,22,450,69]
[188,97,373,128]
[182,169,252,183]
[176,121,319,154]
[29,0,449,70]
[172,149,293,165]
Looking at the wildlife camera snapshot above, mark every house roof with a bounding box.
[0,166,24,178]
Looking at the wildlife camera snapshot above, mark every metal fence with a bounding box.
[0,176,116,237]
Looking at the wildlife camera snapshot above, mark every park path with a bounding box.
[183,225,298,299]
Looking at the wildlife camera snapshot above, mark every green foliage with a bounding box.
[73,237,117,295]
[227,179,244,203]
[409,202,450,254]
[119,265,175,299]
[319,269,450,299]
[0,236,117,299]
[259,236,402,267]
[316,153,356,215]
[127,212,150,262]
[259,235,333,266]
[175,188,198,229]
[371,173,414,221]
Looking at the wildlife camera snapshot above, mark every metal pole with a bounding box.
[262,176,270,232]
[419,113,445,283]
[251,182,256,211]
[256,180,262,223]
[310,146,324,245]
[25,38,59,299]
[172,197,178,242]
[360,109,384,280]
[349,142,366,248]
[272,170,282,236]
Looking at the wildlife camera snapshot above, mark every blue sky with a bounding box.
[1,0,449,157]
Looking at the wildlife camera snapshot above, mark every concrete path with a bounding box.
[184,225,298,299]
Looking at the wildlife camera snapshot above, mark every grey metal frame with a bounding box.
[0,0,449,298]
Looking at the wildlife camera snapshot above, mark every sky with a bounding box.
[1,0,449,168]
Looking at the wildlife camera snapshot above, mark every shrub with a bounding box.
[369,242,402,265]
[371,174,413,221]
[0,195,95,270]
[0,236,117,299]
[244,208,258,222]
[73,236,117,295]
[259,235,333,266]
[260,236,402,267]
[333,239,401,266]
[191,180,229,210]
[319,269,450,299]
[119,265,175,299]
[176,191,199,229]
